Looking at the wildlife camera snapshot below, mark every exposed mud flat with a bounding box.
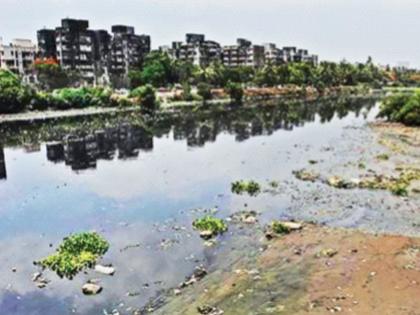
[154,224,420,315]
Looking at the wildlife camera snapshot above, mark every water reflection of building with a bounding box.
[39,97,376,173]
[46,124,153,171]
[0,147,6,180]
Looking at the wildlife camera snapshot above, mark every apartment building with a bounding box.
[37,29,57,59]
[54,19,96,81]
[222,39,250,67]
[0,37,36,75]
[281,47,318,65]
[109,25,151,77]
[37,19,151,83]
[169,34,222,67]
[264,43,285,65]
[222,38,265,68]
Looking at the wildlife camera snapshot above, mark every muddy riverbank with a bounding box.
[154,223,420,315]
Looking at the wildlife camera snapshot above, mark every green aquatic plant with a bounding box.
[36,232,109,279]
[192,216,228,236]
[231,180,261,196]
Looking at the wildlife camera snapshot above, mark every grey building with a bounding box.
[110,25,151,77]
[222,38,264,68]
[169,34,222,67]
[37,19,151,84]
[55,19,96,81]
[263,43,284,65]
[37,29,57,59]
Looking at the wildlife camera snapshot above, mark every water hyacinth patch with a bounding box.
[231,180,261,196]
[192,216,228,239]
[35,232,109,279]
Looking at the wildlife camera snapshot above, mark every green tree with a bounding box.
[139,52,174,87]
[0,70,32,113]
[35,63,71,90]
[130,84,158,111]
[254,65,277,87]
[226,81,244,103]
[197,82,212,102]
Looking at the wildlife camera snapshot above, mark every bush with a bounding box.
[378,93,410,121]
[47,87,113,110]
[35,232,109,279]
[197,82,212,101]
[0,70,32,113]
[130,84,158,111]
[226,81,244,104]
[182,82,193,101]
[378,90,420,126]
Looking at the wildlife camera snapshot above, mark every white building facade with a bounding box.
[0,37,36,75]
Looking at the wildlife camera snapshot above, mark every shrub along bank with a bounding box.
[0,69,159,114]
[378,90,420,126]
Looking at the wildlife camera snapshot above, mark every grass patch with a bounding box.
[231,180,261,196]
[35,232,109,279]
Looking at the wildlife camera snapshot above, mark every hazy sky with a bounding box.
[0,0,419,67]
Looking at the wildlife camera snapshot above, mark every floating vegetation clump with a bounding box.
[358,168,420,196]
[231,180,261,196]
[35,232,109,279]
[294,167,420,197]
[292,169,319,182]
[192,216,228,239]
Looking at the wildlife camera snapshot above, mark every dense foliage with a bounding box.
[129,84,158,111]
[226,81,244,103]
[36,232,109,279]
[378,90,420,125]
[197,82,213,101]
[32,87,115,110]
[129,54,389,89]
[34,62,76,90]
[0,70,32,113]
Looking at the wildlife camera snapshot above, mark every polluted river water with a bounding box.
[0,97,418,314]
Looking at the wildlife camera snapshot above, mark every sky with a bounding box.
[0,0,419,67]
